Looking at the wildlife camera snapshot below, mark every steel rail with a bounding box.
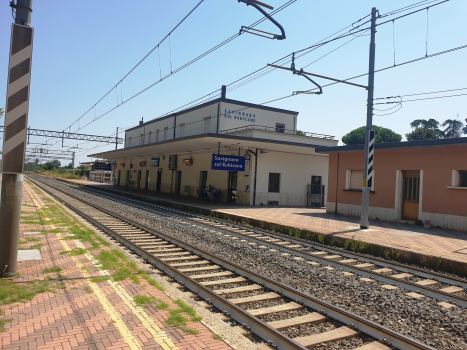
[29,175,436,350]
[79,181,467,286]
[49,177,467,307]
[28,176,305,350]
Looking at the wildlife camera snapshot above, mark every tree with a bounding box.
[406,128,444,141]
[406,118,444,141]
[43,160,61,170]
[341,125,402,145]
[442,119,464,138]
[463,118,467,135]
[296,130,305,136]
[64,162,73,169]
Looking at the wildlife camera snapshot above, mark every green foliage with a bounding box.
[0,317,13,333]
[90,277,110,283]
[318,234,325,244]
[165,299,201,335]
[133,295,169,309]
[43,267,62,274]
[442,119,464,137]
[344,237,369,253]
[0,280,54,306]
[83,286,93,294]
[406,127,444,141]
[406,118,445,141]
[436,256,442,270]
[139,272,165,291]
[463,118,467,135]
[213,334,223,341]
[342,125,402,145]
[296,130,306,136]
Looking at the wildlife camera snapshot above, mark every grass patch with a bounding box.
[18,243,43,251]
[213,334,223,341]
[344,237,369,253]
[90,277,110,283]
[43,267,62,274]
[133,295,169,310]
[83,286,93,294]
[0,318,13,333]
[139,272,164,291]
[0,280,54,306]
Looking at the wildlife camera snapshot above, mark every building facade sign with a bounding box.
[94,163,111,171]
[211,154,245,171]
[224,109,256,124]
[151,157,160,167]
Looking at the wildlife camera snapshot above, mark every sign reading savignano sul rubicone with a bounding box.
[211,154,245,171]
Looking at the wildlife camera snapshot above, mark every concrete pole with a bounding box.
[0,0,33,276]
[72,152,75,179]
[360,7,377,229]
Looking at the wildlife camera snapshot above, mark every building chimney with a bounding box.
[221,85,227,99]
[139,117,144,126]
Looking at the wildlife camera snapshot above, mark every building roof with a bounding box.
[89,133,332,159]
[315,137,467,153]
[126,97,299,132]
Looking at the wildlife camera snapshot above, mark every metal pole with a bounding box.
[0,0,33,277]
[115,127,118,150]
[360,7,377,229]
[253,148,258,206]
[72,152,75,179]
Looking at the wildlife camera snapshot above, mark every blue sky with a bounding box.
[1,0,466,164]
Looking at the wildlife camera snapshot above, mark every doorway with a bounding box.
[118,170,121,186]
[175,171,182,195]
[145,170,150,190]
[199,171,207,198]
[126,170,130,187]
[402,170,420,221]
[137,170,142,189]
[156,169,162,192]
[310,175,324,207]
[228,171,238,202]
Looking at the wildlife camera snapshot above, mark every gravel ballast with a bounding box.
[36,179,467,349]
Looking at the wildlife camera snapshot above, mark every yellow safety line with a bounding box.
[57,233,142,350]
[23,181,42,208]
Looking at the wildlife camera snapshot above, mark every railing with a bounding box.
[221,125,335,140]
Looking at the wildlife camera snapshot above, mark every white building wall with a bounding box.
[219,102,296,133]
[125,101,298,148]
[253,151,329,206]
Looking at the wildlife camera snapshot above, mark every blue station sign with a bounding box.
[94,163,111,171]
[211,154,245,171]
[151,157,160,167]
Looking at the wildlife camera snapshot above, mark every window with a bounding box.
[140,134,144,144]
[451,170,467,187]
[349,170,363,190]
[462,171,467,187]
[268,173,280,192]
[345,170,374,191]
[128,137,132,147]
[148,131,153,143]
[156,130,160,142]
[275,123,285,133]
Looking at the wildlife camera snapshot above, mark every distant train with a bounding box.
[89,170,114,183]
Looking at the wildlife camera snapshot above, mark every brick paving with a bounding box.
[0,180,232,350]
[64,179,467,264]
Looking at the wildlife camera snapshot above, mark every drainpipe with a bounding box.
[247,149,259,206]
[173,116,176,139]
[216,103,220,134]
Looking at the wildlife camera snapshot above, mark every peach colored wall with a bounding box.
[328,145,467,217]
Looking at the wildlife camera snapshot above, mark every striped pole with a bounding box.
[0,0,34,276]
[367,130,375,189]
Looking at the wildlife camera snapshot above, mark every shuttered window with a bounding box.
[350,170,363,190]
[268,173,280,193]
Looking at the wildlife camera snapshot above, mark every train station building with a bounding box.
[90,93,338,206]
[316,138,467,231]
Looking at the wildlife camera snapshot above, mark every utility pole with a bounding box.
[0,0,34,277]
[360,7,377,229]
[72,152,75,179]
[115,127,118,150]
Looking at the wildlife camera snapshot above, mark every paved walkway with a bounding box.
[0,179,233,350]
[64,178,467,265]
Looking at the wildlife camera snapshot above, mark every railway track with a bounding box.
[32,175,467,309]
[28,175,439,350]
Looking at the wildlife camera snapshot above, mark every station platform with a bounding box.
[0,179,242,350]
[64,178,467,274]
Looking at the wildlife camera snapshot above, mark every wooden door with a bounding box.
[402,170,420,221]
